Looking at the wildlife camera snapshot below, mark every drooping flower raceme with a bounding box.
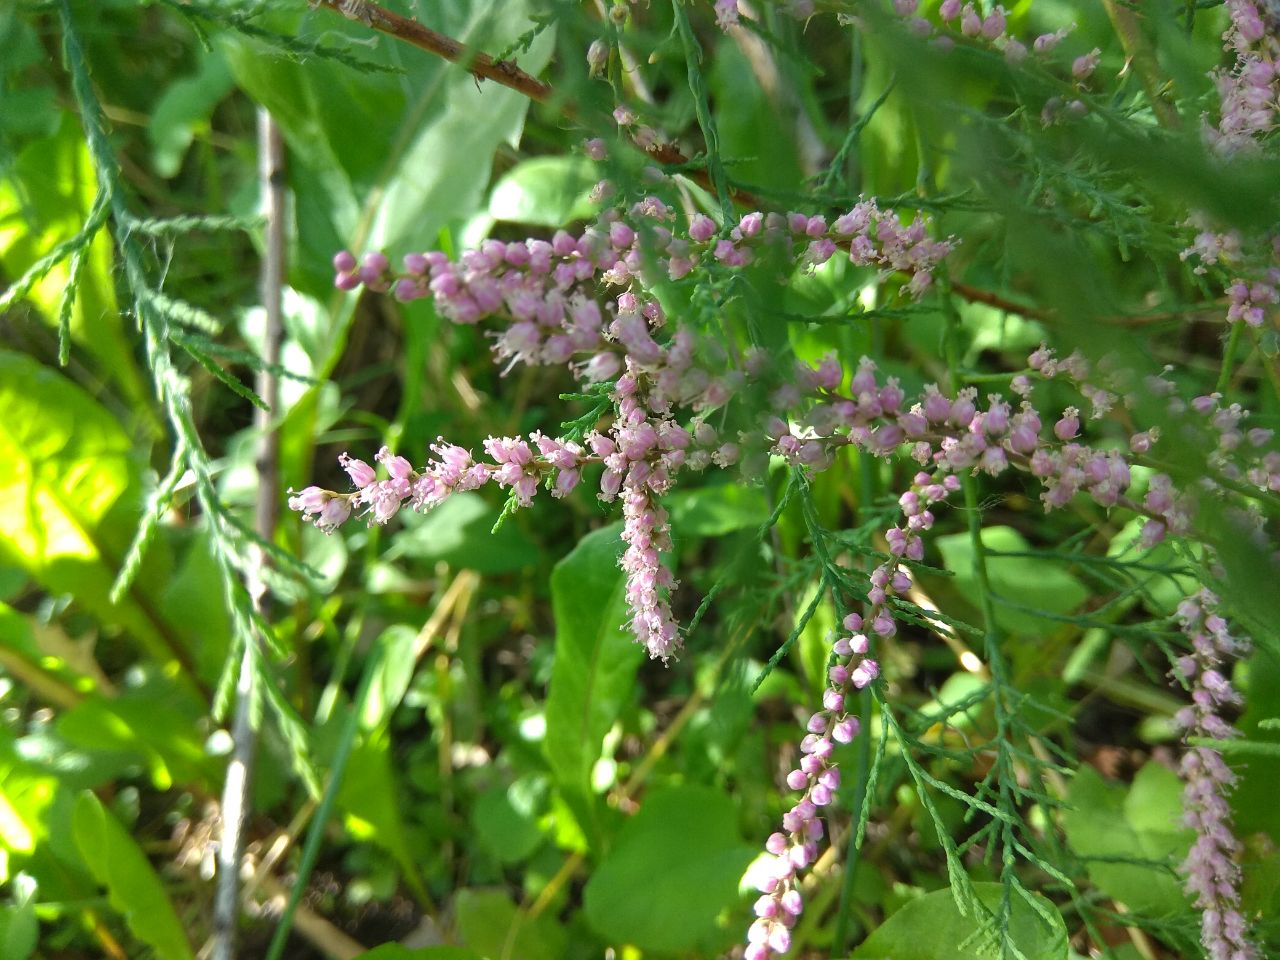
[745,471,955,960]
[294,182,1273,954]
[297,197,954,660]
[1172,590,1258,960]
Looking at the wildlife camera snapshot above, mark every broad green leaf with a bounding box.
[708,38,804,193]
[488,155,598,227]
[0,902,36,960]
[0,350,130,560]
[1227,646,1280,848]
[454,888,565,960]
[55,684,213,791]
[72,791,195,960]
[0,18,58,141]
[543,524,643,840]
[935,526,1089,637]
[848,882,1068,960]
[0,739,61,865]
[357,948,481,960]
[667,483,769,537]
[0,115,149,411]
[337,734,429,903]
[387,493,539,574]
[360,624,419,732]
[157,529,232,683]
[1062,764,1191,917]
[583,785,756,954]
[223,1,552,303]
[472,775,547,865]
[0,351,195,684]
[146,48,234,177]
[224,2,553,506]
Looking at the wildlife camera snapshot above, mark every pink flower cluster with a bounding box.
[1209,0,1280,156]
[1172,590,1258,960]
[726,0,1090,74]
[1182,3,1279,327]
[1181,224,1279,328]
[308,198,954,659]
[745,472,954,959]
[288,436,585,531]
[355,201,949,316]
[299,178,1275,956]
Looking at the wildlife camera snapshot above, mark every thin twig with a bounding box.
[212,109,287,960]
[310,0,695,169]
[308,0,1232,333]
[1103,0,1181,130]
[312,0,552,101]
[255,875,367,960]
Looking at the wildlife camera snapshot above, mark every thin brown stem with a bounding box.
[311,1,1217,331]
[313,0,552,101]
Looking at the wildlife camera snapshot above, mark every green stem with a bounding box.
[671,0,732,220]
[831,368,883,954]
[264,648,386,960]
[1246,325,1280,406]
[831,683,873,953]
[1216,321,1243,395]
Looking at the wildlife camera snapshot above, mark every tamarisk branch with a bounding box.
[312,0,553,102]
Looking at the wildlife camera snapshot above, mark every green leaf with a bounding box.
[356,948,481,960]
[0,873,37,960]
[934,526,1089,636]
[147,47,235,177]
[387,493,539,574]
[667,483,769,537]
[0,115,150,412]
[0,351,194,682]
[1222,646,1280,848]
[543,525,644,840]
[848,882,1069,960]
[708,38,804,194]
[0,904,36,960]
[223,3,552,296]
[225,1,555,505]
[472,775,547,865]
[454,888,565,960]
[488,155,598,226]
[72,791,195,960]
[1062,764,1191,917]
[360,624,419,732]
[583,784,756,954]
[56,684,213,791]
[337,733,429,903]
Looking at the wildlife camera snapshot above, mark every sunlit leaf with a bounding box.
[0,116,150,411]
[583,785,756,954]
[543,524,643,841]
[849,882,1069,960]
[72,791,195,960]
